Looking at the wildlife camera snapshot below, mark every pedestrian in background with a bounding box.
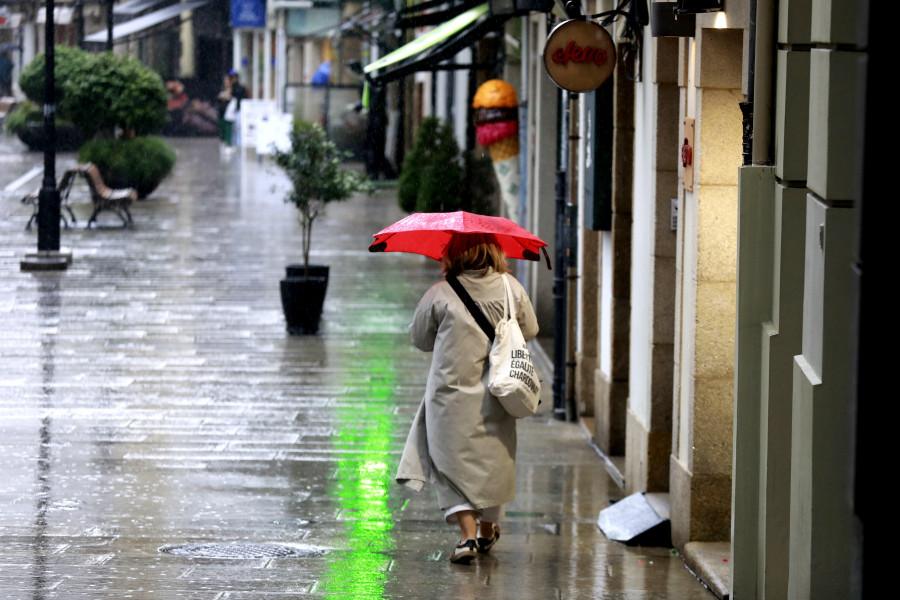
[217,74,233,150]
[0,52,12,98]
[228,71,247,148]
[396,233,539,564]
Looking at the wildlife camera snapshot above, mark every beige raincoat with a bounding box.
[396,268,539,512]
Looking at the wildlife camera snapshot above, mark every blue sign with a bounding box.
[231,0,266,28]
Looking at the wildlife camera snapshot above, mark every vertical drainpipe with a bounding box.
[742,0,774,167]
[553,89,572,420]
[552,1,582,422]
[518,15,530,290]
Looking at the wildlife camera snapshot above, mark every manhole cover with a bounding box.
[159,543,327,559]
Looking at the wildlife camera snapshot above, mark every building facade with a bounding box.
[511,0,871,596]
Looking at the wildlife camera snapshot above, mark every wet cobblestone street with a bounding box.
[1,135,715,599]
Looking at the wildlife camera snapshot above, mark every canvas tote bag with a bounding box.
[487,275,541,417]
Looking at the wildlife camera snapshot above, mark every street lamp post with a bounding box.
[21,0,69,272]
[106,0,114,51]
[75,0,85,49]
[38,7,59,252]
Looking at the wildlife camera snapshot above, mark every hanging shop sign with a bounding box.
[544,19,616,93]
[231,0,266,28]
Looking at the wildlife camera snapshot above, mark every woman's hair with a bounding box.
[441,233,510,276]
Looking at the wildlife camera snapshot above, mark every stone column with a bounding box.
[625,34,678,496]
[592,41,633,457]
[670,27,743,547]
[788,19,865,595]
[730,8,811,596]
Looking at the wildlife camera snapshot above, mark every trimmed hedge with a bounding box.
[78,136,176,198]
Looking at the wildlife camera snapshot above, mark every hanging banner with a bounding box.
[543,19,616,93]
[231,0,266,28]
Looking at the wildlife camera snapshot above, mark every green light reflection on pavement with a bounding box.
[323,332,399,598]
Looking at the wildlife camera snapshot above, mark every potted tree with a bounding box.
[272,120,371,334]
[16,47,174,197]
[65,52,174,198]
[10,45,90,152]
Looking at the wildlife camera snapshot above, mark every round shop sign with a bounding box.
[544,19,616,93]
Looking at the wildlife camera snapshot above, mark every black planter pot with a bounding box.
[280,264,329,335]
[17,122,86,152]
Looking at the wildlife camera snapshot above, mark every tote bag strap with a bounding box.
[446,274,495,343]
[500,274,515,321]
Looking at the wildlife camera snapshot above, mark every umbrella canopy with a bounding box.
[369,211,551,268]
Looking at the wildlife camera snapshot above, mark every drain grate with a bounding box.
[159,543,327,559]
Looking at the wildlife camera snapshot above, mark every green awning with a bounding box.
[363,2,489,75]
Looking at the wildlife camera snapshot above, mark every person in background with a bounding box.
[217,74,233,149]
[0,52,13,98]
[166,80,189,111]
[228,72,247,147]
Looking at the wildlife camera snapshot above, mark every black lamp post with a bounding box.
[106,0,114,51]
[37,1,60,253]
[21,0,69,271]
[75,0,85,48]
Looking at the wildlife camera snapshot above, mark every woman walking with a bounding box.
[396,233,539,564]
[216,74,233,149]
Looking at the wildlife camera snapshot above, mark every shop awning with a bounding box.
[114,0,174,17]
[363,2,500,85]
[84,0,209,43]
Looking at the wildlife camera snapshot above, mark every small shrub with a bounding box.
[78,136,176,198]
[18,45,92,107]
[3,101,43,135]
[62,52,168,137]
[17,48,168,139]
[464,150,498,215]
[397,117,495,214]
[398,117,463,213]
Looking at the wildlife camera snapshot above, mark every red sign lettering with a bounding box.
[551,41,608,66]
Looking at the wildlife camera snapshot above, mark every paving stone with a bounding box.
[0,135,715,599]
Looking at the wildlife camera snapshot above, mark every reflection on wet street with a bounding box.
[0,136,714,599]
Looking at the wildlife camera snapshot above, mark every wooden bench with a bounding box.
[21,163,137,229]
[75,163,137,228]
[21,169,79,230]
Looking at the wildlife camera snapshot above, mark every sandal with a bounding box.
[477,523,500,554]
[449,539,478,564]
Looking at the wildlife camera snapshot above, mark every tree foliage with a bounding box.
[60,52,168,137]
[17,45,92,107]
[78,136,176,198]
[398,116,463,213]
[18,47,168,137]
[273,120,372,270]
[397,116,496,215]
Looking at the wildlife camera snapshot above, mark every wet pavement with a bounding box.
[0,133,716,599]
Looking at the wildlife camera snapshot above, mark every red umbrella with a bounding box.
[369,211,551,268]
